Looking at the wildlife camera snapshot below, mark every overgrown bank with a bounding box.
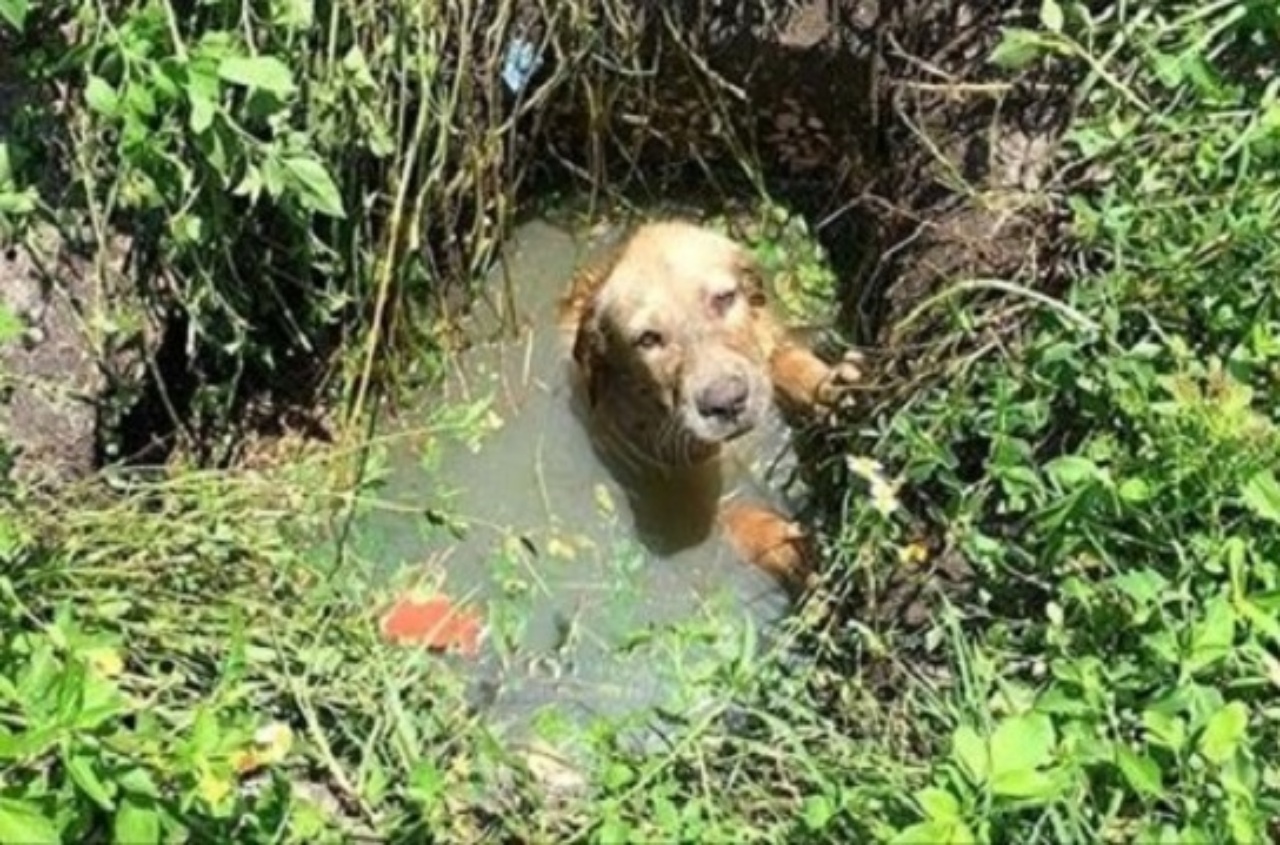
[2,1,1279,843]
[815,5,1280,841]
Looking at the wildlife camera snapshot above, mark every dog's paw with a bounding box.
[719,501,815,594]
[814,349,865,412]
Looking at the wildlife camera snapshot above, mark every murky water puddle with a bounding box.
[340,218,805,757]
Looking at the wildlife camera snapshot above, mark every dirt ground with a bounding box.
[1,49,105,485]
[1,40,160,486]
[0,238,105,485]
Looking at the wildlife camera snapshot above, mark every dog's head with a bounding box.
[571,221,774,466]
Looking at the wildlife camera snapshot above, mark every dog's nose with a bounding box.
[696,376,749,421]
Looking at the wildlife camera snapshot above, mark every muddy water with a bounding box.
[343,219,805,754]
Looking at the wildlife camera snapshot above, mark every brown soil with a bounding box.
[0,240,103,486]
[0,228,152,486]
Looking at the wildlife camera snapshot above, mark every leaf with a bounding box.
[0,0,28,31]
[0,304,23,345]
[197,770,232,806]
[915,787,962,821]
[1228,804,1256,845]
[188,92,216,134]
[1040,0,1064,33]
[113,796,160,845]
[1199,701,1248,765]
[232,165,263,202]
[801,794,835,831]
[1117,477,1152,502]
[84,76,120,117]
[0,187,36,217]
[1185,595,1236,676]
[1241,471,1280,524]
[281,156,345,218]
[407,760,444,806]
[891,820,978,845]
[341,45,376,88]
[0,725,59,760]
[1045,455,1102,488]
[1142,710,1187,752]
[116,768,160,799]
[1237,598,1280,647]
[990,713,1056,776]
[1116,747,1164,798]
[189,706,218,758]
[217,55,296,96]
[990,28,1048,70]
[273,0,314,29]
[1111,568,1169,609]
[990,767,1063,800]
[0,798,59,845]
[951,724,988,783]
[66,753,116,810]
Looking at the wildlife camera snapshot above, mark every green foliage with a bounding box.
[0,304,23,346]
[710,200,841,323]
[4,0,1280,841]
[830,3,1280,842]
[2,0,608,429]
[0,468,505,842]
[0,0,28,32]
[0,142,37,236]
[58,1,377,377]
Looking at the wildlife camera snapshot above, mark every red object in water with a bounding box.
[380,594,484,657]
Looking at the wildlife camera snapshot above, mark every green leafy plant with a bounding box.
[832,3,1280,842]
[6,0,1280,842]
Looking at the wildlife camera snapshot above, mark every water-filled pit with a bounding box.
[335,216,822,770]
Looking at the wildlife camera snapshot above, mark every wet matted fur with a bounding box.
[560,219,861,591]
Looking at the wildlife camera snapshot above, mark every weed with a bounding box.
[710,199,842,325]
[0,0,656,436]
[4,0,1280,843]
[822,2,1280,842]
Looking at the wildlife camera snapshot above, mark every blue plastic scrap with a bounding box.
[502,36,543,95]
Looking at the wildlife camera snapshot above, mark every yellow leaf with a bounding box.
[898,542,929,566]
[253,723,294,764]
[593,484,616,516]
[198,770,232,805]
[231,750,261,774]
[547,536,577,560]
[85,647,124,678]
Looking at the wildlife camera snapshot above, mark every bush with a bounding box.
[828,3,1280,841]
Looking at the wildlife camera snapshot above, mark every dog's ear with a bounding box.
[566,235,632,410]
[733,247,769,308]
[571,297,609,408]
[560,229,630,321]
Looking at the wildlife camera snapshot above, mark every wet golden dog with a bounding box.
[560,220,861,591]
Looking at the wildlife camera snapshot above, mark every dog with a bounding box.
[559,219,861,592]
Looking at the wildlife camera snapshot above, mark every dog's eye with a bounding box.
[634,330,664,350]
[711,289,738,312]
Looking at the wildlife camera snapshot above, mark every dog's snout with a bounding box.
[695,375,750,421]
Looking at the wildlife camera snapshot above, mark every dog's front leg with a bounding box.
[718,499,817,594]
[768,342,864,418]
